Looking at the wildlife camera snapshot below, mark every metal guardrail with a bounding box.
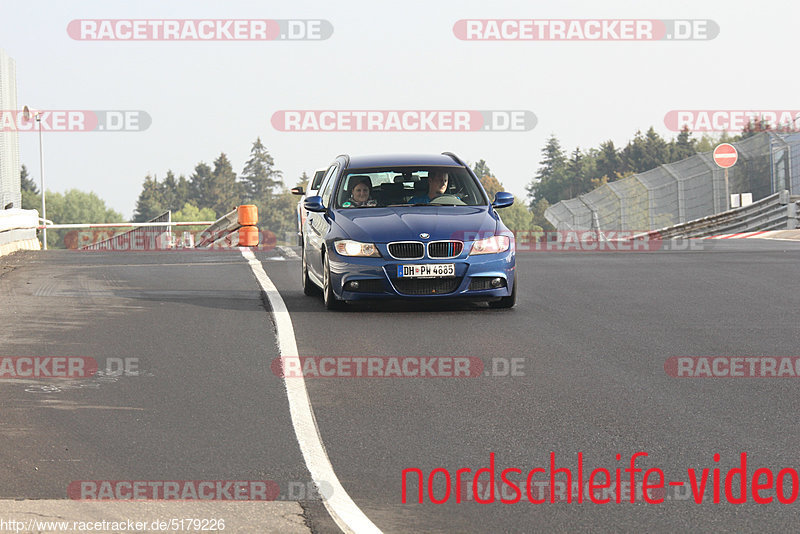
[636,190,799,240]
[83,211,172,250]
[195,208,240,248]
[195,205,259,248]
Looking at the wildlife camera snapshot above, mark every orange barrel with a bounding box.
[238,204,258,226]
[238,226,260,247]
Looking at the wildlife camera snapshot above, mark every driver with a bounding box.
[409,169,449,204]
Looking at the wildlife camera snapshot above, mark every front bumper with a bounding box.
[328,247,515,301]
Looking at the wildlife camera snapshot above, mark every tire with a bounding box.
[489,274,516,309]
[323,253,344,310]
[301,246,317,296]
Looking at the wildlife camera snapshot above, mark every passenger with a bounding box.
[343,176,377,207]
[409,169,449,204]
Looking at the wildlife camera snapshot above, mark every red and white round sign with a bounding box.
[713,143,738,168]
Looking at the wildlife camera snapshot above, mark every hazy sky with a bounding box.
[2,0,797,219]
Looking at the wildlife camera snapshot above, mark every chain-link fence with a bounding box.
[0,49,20,211]
[545,132,797,231]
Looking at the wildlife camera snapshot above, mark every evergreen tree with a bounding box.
[670,126,696,161]
[159,170,180,211]
[133,175,165,222]
[526,135,568,205]
[189,162,214,211]
[21,165,41,211]
[296,171,310,192]
[20,164,38,193]
[595,140,624,182]
[643,127,670,169]
[241,138,283,203]
[209,153,243,216]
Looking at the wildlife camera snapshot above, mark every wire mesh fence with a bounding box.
[545,132,796,231]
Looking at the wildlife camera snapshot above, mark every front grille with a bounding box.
[388,242,424,259]
[393,277,462,295]
[428,241,463,259]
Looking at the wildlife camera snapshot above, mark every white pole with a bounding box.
[724,168,730,211]
[37,115,46,250]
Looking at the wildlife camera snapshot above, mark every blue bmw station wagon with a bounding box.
[300,153,516,309]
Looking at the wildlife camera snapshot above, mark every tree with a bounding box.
[530,198,552,230]
[621,128,670,173]
[133,175,165,222]
[670,125,696,161]
[643,126,670,169]
[38,189,123,248]
[171,202,218,235]
[172,202,217,224]
[564,147,597,199]
[595,140,623,182]
[189,162,214,211]
[241,138,283,203]
[472,159,504,199]
[740,119,771,140]
[259,186,300,244]
[296,171,310,192]
[208,153,244,216]
[20,164,38,193]
[21,165,41,211]
[695,134,718,153]
[527,134,568,205]
[158,170,185,212]
[498,196,541,232]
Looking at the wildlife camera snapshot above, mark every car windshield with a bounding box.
[334,166,487,208]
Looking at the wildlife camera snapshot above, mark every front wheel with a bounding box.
[489,274,516,309]
[301,247,317,296]
[323,254,344,310]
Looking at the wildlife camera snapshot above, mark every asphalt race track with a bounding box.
[1,239,799,532]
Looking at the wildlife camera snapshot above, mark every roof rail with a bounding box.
[442,152,465,166]
[335,154,350,168]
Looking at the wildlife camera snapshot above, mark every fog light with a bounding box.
[490,277,504,288]
[345,280,359,290]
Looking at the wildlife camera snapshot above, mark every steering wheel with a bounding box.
[429,195,466,205]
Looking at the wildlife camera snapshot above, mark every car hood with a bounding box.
[331,206,498,243]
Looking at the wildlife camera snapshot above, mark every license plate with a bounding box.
[397,264,455,278]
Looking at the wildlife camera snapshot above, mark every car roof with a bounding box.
[344,153,462,169]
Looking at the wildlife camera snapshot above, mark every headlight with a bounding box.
[334,240,381,257]
[470,235,510,255]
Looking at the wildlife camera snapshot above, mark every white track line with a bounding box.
[240,248,381,534]
[277,245,300,259]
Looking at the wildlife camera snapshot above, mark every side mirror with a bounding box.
[291,186,305,196]
[492,191,514,209]
[304,195,326,213]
